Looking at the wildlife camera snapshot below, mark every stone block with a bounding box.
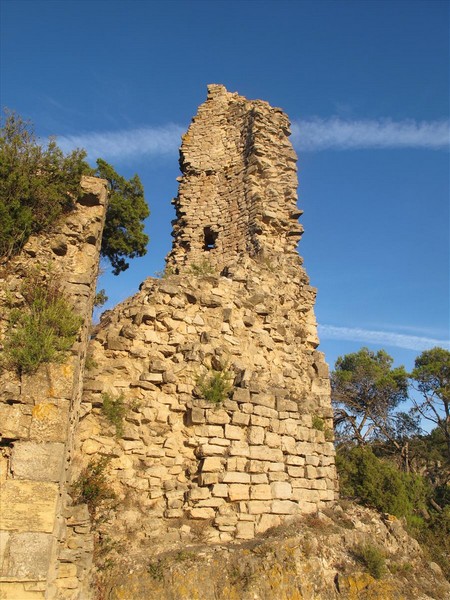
[271,500,299,515]
[190,507,215,519]
[212,484,229,497]
[224,424,244,440]
[265,431,281,448]
[222,472,250,484]
[231,411,250,426]
[206,410,230,425]
[305,454,320,466]
[226,457,247,471]
[0,403,32,439]
[281,435,296,454]
[287,466,305,478]
[256,514,281,534]
[249,414,269,427]
[249,446,283,462]
[2,532,53,579]
[248,426,265,445]
[30,400,70,443]
[198,473,219,485]
[247,500,271,514]
[201,457,223,472]
[188,407,205,424]
[10,442,65,482]
[249,393,275,408]
[235,521,254,539]
[270,481,292,499]
[292,488,320,503]
[228,484,250,501]
[0,582,45,599]
[195,425,224,438]
[189,487,211,501]
[0,481,58,532]
[305,465,318,478]
[198,444,228,456]
[250,485,272,500]
[232,388,250,403]
[248,460,267,473]
[253,405,277,419]
[228,442,250,457]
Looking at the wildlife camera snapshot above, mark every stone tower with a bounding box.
[167,84,304,273]
[62,85,337,588]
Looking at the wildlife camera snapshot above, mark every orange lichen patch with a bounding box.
[32,402,58,421]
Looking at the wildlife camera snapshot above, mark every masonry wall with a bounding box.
[0,177,107,599]
[68,87,338,579]
[167,84,303,273]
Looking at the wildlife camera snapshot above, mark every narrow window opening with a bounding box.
[203,226,218,251]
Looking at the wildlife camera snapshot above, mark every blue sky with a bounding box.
[1,0,449,376]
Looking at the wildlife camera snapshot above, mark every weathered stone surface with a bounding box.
[10,442,65,482]
[0,481,58,532]
[2,532,53,579]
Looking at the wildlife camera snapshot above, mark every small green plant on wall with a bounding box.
[189,259,215,276]
[312,414,334,441]
[3,270,82,374]
[72,456,116,520]
[197,367,233,405]
[101,392,126,438]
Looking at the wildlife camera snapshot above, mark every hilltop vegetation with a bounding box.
[0,111,149,273]
[332,346,450,578]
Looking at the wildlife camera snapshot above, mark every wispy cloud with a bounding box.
[318,324,450,352]
[57,124,185,160]
[56,116,449,161]
[291,117,449,151]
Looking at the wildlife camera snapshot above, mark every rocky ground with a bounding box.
[96,503,449,600]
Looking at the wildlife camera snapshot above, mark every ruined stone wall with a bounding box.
[167,84,303,273]
[69,87,337,581]
[0,177,107,599]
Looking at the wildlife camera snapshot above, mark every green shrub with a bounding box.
[353,543,386,579]
[312,415,325,431]
[0,111,88,258]
[336,446,429,519]
[3,272,82,374]
[101,392,126,437]
[189,259,215,276]
[197,368,233,405]
[72,456,116,519]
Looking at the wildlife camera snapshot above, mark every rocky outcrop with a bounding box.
[103,505,450,600]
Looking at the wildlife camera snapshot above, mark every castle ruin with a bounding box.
[0,85,337,599]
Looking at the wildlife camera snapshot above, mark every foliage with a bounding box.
[72,456,116,519]
[312,415,325,431]
[331,348,410,448]
[94,158,149,275]
[336,446,429,520]
[413,505,450,580]
[101,392,126,437]
[410,347,450,460]
[0,111,89,257]
[3,271,82,374]
[1,112,150,276]
[352,543,386,579]
[189,259,215,276]
[94,288,108,307]
[197,367,233,405]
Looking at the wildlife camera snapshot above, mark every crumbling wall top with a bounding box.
[167,85,304,273]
